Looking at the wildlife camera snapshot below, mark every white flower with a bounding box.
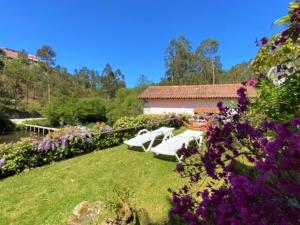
[267,63,294,86]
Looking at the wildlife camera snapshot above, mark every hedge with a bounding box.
[0,118,182,178]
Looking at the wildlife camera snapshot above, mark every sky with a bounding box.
[0,0,291,87]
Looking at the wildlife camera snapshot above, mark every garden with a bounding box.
[170,3,300,224]
[0,1,300,225]
[0,135,185,224]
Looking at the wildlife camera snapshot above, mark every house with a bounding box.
[0,47,39,62]
[139,84,256,115]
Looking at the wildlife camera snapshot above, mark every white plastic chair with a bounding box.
[124,127,175,152]
[151,130,203,161]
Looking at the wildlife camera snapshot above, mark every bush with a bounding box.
[0,110,15,132]
[0,118,180,178]
[113,114,183,129]
[106,88,143,124]
[25,101,42,117]
[44,97,107,126]
[113,114,165,129]
[77,97,107,123]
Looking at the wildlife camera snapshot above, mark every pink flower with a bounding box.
[248,79,257,87]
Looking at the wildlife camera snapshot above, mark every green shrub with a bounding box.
[44,97,107,126]
[106,88,143,124]
[251,78,300,122]
[0,141,40,177]
[113,114,183,129]
[77,97,107,123]
[113,115,162,129]
[251,36,300,123]
[25,101,42,117]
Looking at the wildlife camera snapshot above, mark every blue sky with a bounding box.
[1,0,291,87]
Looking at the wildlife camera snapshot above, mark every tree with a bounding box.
[5,58,25,109]
[0,49,5,72]
[196,39,219,84]
[220,62,253,84]
[37,45,56,66]
[106,88,143,124]
[18,50,33,105]
[165,35,193,84]
[100,64,126,99]
[163,37,224,85]
[36,45,56,103]
[136,74,152,89]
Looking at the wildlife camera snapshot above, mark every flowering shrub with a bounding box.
[171,2,300,224]
[251,2,300,123]
[0,118,180,178]
[113,114,183,129]
[172,86,300,224]
[92,122,113,133]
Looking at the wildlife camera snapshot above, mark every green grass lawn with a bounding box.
[0,128,188,225]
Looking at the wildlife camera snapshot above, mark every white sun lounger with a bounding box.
[124,127,175,152]
[151,130,203,162]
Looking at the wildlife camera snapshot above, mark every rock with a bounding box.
[116,196,134,224]
[68,201,104,225]
[67,197,150,225]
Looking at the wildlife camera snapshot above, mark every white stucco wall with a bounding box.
[143,98,235,115]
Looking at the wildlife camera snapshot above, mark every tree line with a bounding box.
[0,46,128,113]
[162,35,254,85]
[0,36,255,125]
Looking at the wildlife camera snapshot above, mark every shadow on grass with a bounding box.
[145,214,186,225]
[134,197,187,225]
[125,138,166,153]
[153,154,177,162]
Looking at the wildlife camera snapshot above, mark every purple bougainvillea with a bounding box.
[171,84,300,225]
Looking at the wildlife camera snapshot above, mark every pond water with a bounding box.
[0,131,33,144]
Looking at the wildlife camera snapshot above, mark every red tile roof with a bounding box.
[139,84,256,99]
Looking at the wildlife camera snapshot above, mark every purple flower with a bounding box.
[217,101,223,108]
[80,129,89,138]
[236,122,252,138]
[100,125,113,133]
[291,117,300,126]
[171,83,300,225]
[237,87,247,96]
[271,45,276,51]
[260,37,269,45]
[0,158,5,168]
[260,138,268,146]
[281,29,289,37]
[248,79,257,87]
